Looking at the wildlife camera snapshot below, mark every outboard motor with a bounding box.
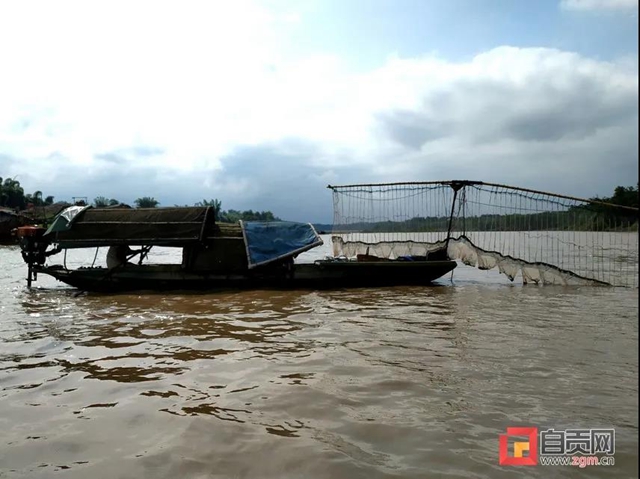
[14,226,48,287]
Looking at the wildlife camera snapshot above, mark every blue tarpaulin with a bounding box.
[240,221,323,269]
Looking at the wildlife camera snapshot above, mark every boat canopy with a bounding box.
[45,206,238,248]
[44,207,324,269]
[240,221,323,269]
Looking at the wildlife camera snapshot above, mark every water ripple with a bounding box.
[0,246,637,478]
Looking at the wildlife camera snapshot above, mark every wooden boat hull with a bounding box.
[36,260,457,292]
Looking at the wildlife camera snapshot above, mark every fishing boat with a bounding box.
[15,204,456,292]
[18,180,636,291]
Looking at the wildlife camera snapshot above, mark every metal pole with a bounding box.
[445,189,459,249]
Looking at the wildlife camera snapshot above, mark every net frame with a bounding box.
[328,180,639,287]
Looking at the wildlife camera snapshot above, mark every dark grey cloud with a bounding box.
[378,68,636,149]
[375,110,451,149]
[211,140,370,222]
[399,119,638,201]
[500,80,635,142]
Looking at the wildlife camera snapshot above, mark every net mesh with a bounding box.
[330,181,639,287]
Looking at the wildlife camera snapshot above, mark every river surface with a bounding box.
[0,240,637,478]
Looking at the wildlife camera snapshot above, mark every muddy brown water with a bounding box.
[0,243,637,478]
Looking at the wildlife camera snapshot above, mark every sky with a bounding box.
[0,0,637,222]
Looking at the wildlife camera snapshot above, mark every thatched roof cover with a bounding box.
[46,206,242,248]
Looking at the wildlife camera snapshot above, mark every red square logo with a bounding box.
[499,427,538,466]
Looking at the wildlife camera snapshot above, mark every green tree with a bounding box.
[135,197,159,208]
[220,209,241,223]
[195,198,223,220]
[44,195,55,205]
[24,192,39,207]
[108,198,120,206]
[609,185,639,208]
[1,178,26,209]
[0,181,53,210]
[217,207,280,223]
[32,190,43,206]
[94,196,110,207]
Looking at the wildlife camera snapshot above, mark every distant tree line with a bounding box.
[0,177,55,209]
[194,198,281,222]
[93,196,123,207]
[2,176,283,224]
[93,195,281,222]
[573,185,638,216]
[134,197,159,208]
[590,185,638,209]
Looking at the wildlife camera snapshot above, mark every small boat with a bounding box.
[15,205,456,292]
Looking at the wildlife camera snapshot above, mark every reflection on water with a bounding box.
[0,245,638,478]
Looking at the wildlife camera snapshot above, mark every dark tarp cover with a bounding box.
[45,206,235,248]
[240,221,323,269]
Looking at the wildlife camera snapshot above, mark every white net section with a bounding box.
[330,181,639,287]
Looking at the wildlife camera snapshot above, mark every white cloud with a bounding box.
[560,0,638,11]
[0,1,637,220]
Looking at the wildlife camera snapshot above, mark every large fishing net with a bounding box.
[329,181,638,287]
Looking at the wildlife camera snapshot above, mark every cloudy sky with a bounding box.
[0,0,637,222]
